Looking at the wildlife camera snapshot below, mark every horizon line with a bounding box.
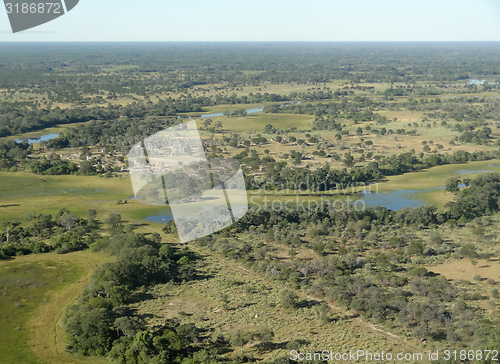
[1,40,500,43]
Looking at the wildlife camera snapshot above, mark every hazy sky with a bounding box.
[1,0,500,41]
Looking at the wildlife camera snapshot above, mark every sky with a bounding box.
[1,0,500,42]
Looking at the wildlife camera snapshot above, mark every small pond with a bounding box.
[15,133,60,144]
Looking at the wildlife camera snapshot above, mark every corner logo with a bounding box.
[128,121,249,243]
[4,0,79,33]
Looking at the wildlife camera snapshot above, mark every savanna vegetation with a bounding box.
[2,43,500,363]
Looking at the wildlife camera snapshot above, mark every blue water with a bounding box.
[359,184,466,210]
[15,133,60,144]
[469,79,499,85]
[360,189,430,210]
[144,184,461,218]
[200,107,264,119]
[199,101,301,119]
[245,107,265,114]
[458,169,494,175]
[201,112,225,118]
[144,209,173,223]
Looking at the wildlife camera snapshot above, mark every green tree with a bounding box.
[79,160,94,175]
[255,328,274,350]
[105,213,121,228]
[58,213,80,231]
[461,243,478,259]
[279,290,299,309]
[230,330,251,354]
[343,153,355,168]
[87,209,97,222]
[445,177,461,193]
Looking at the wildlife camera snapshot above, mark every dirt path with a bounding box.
[112,212,425,354]
[27,251,110,364]
[144,225,424,353]
[228,256,421,352]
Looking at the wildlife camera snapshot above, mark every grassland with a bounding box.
[133,242,428,362]
[196,112,314,135]
[0,172,135,224]
[0,251,110,364]
[426,259,500,283]
[2,66,500,363]
[1,156,499,231]
[0,122,89,144]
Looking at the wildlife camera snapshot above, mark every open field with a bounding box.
[377,160,500,192]
[0,172,135,224]
[197,112,314,135]
[2,158,500,228]
[426,259,500,283]
[0,251,110,364]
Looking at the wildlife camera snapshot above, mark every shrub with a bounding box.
[473,226,485,237]
[428,233,443,245]
[388,236,400,247]
[461,243,478,259]
[471,292,483,300]
[409,267,428,277]
[279,290,299,309]
[407,241,425,255]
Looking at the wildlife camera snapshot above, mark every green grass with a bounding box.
[121,205,172,221]
[196,113,314,135]
[134,255,423,362]
[1,159,499,228]
[245,160,500,210]
[0,258,83,364]
[0,172,134,224]
[0,172,133,197]
[0,122,89,144]
[376,160,500,193]
[181,102,281,117]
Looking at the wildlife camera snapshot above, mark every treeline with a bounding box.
[458,126,492,145]
[0,91,297,137]
[42,117,178,152]
[240,173,500,230]
[380,85,442,97]
[265,99,383,123]
[0,100,184,137]
[0,140,31,170]
[176,173,500,349]
[3,43,500,89]
[0,208,98,258]
[22,158,80,175]
[251,150,500,191]
[64,230,226,363]
[270,97,500,137]
[0,135,121,175]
